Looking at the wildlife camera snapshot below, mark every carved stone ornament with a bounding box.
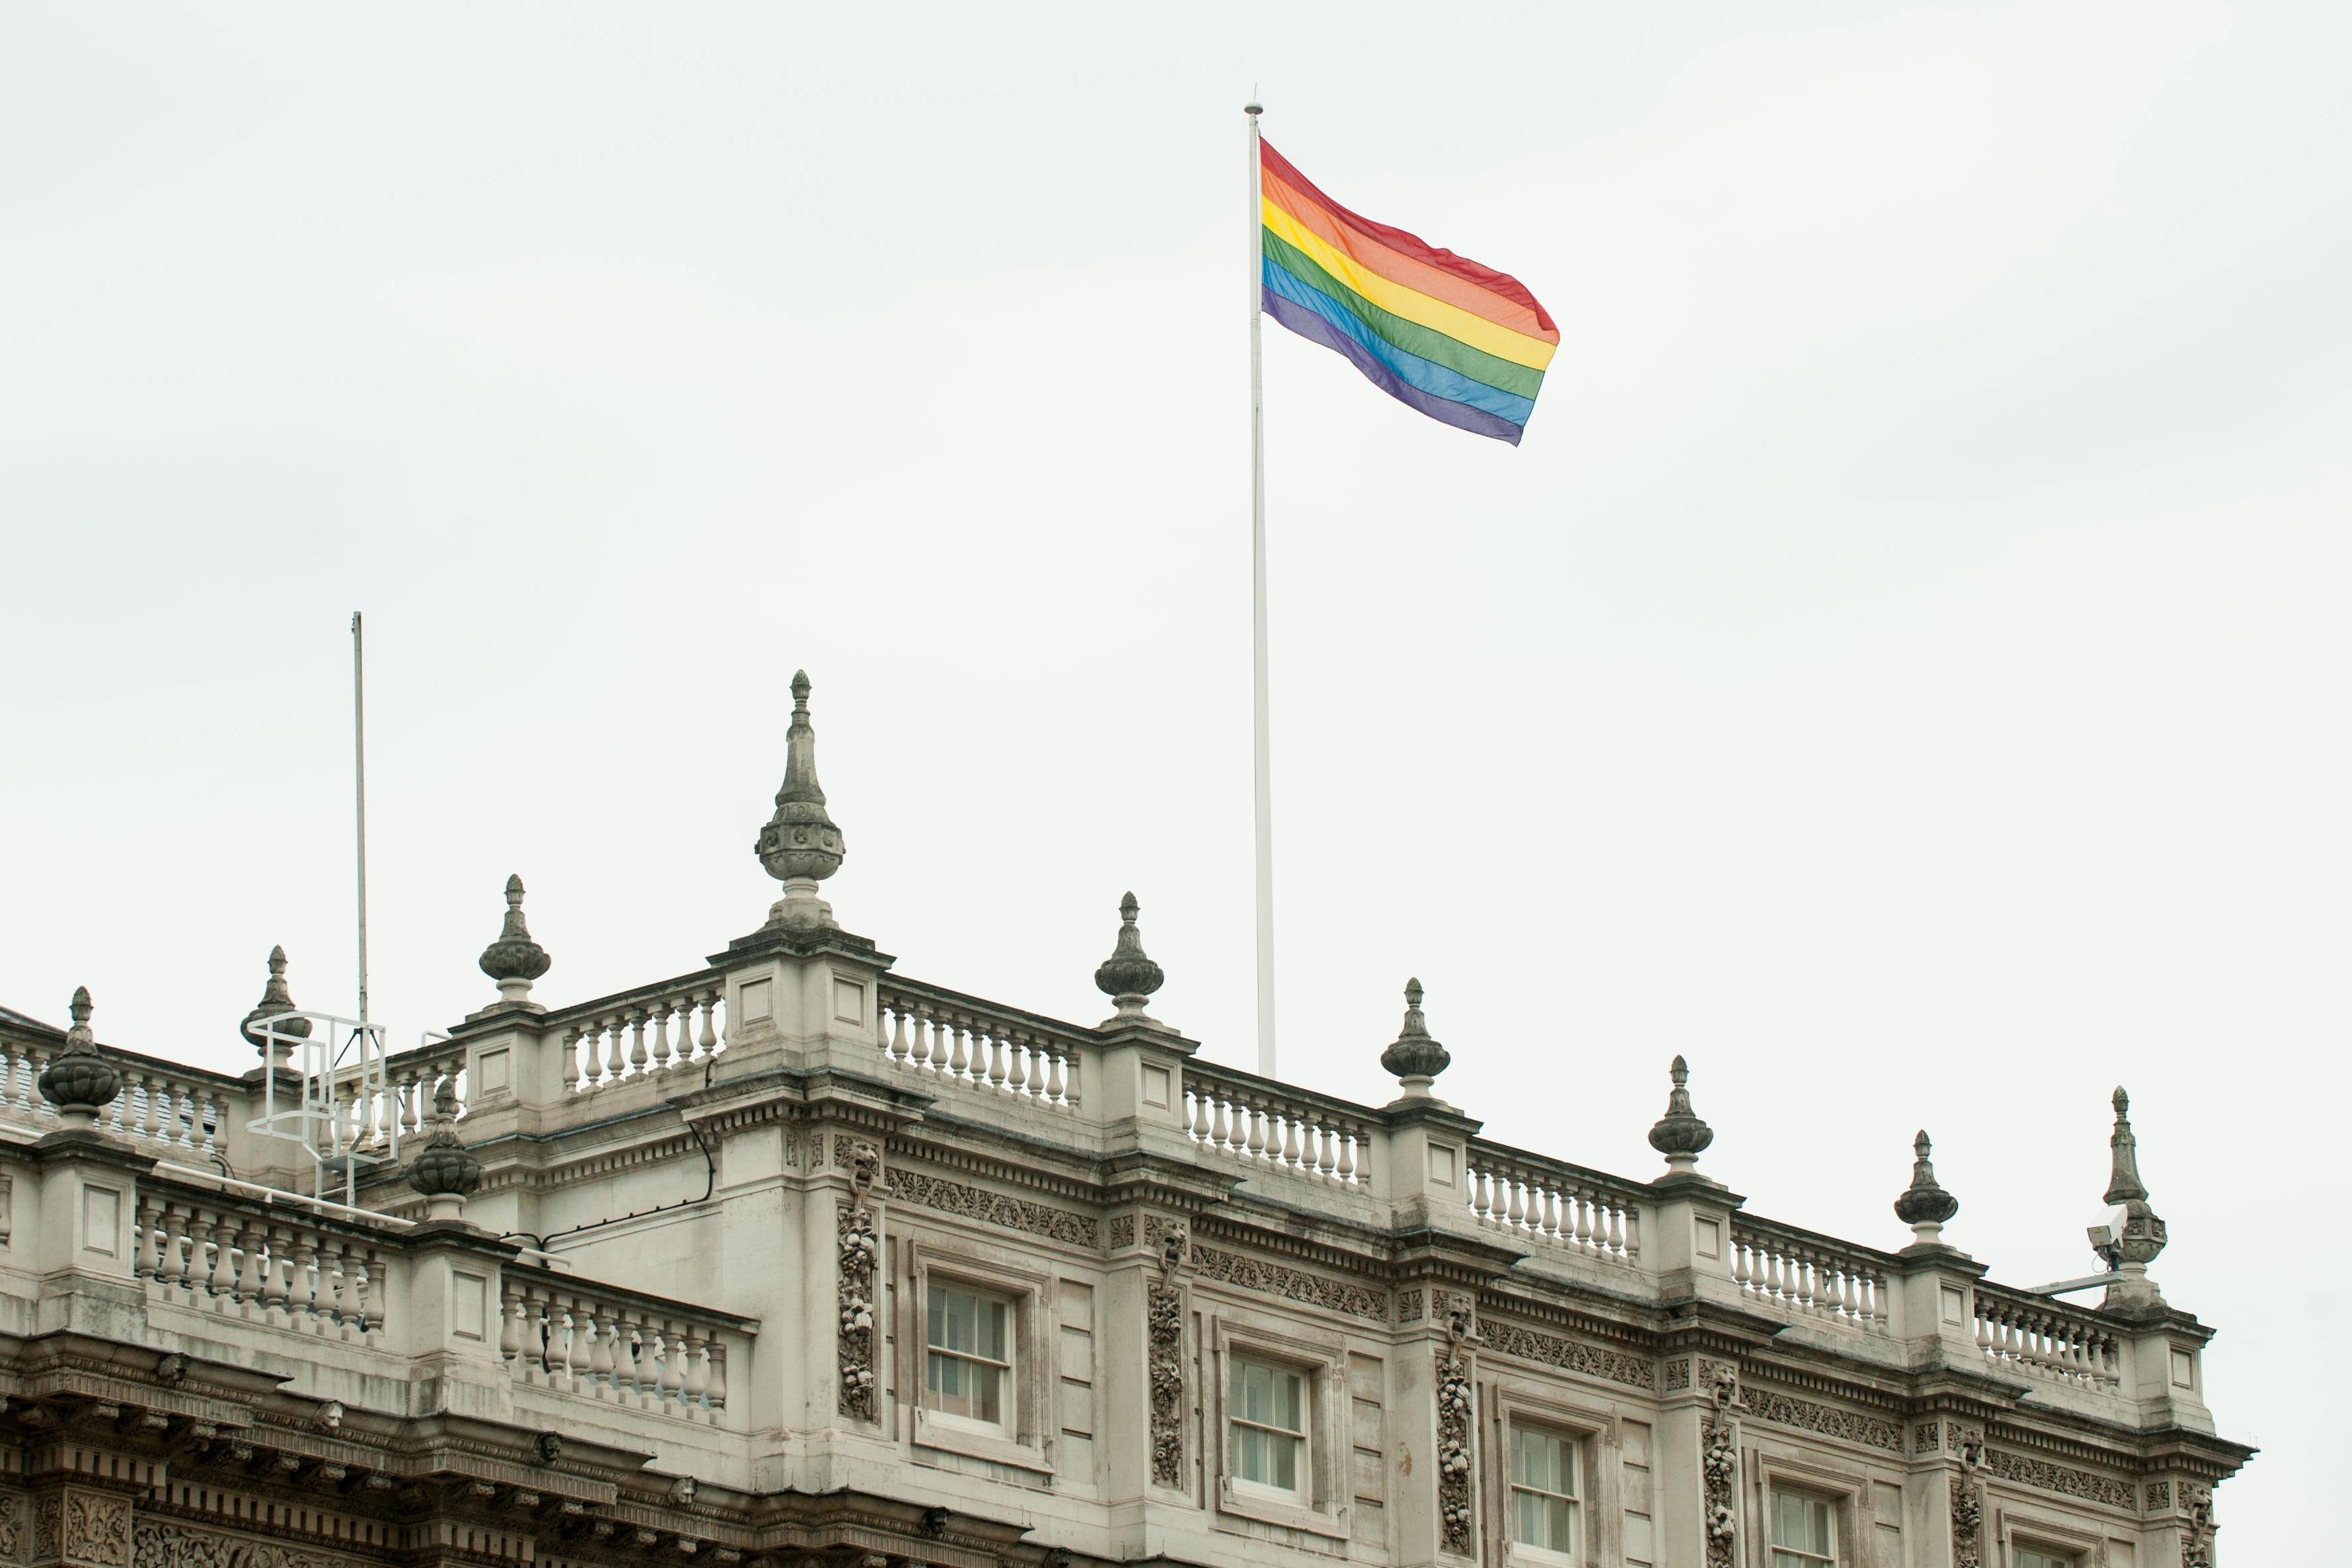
[0,1492,19,1563]
[134,1518,366,1568]
[1094,893,1166,1025]
[1187,1242,1387,1321]
[1435,1319,1476,1557]
[36,1490,132,1568]
[1647,1055,1713,1173]
[1147,1221,1188,1489]
[478,874,553,1005]
[239,946,311,1063]
[837,1199,880,1421]
[1701,1367,1740,1568]
[1949,1426,1986,1568]
[1893,1129,1960,1243]
[40,987,121,1128]
[1379,978,1451,1094]
[2179,1481,2215,1568]
[756,670,845,930]
[885,1167,1096,1247]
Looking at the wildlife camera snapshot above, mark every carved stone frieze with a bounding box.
[1108,1216,1135,1250]
[1662,1358,1691,1393]
[1397,1289,1424,1323]
[1701,1367,1740,1568]
[1950,1427,1986,1568]
[1435,1342,1475,1557]
[836,1200,879,1421]
[2146,1479,2172,1511]
[133,1520,366,1568]
[1740,1383,1904,1454]
[1982,1447,2136,1511]
[1186,1243,1387,1321]
[1912,1421,1941,1453]
[1478,1320,1652,1391]
[885,1169,1097,1247]
[0,1491,21,1563]
[34,1491,132,1568]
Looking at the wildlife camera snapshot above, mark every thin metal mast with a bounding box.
[352,611,370,1027]
[1246,99,1276,1079]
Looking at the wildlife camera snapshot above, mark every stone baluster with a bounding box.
[658,1319,688,1412]
[627,1009,649,1077]
[707,1341,729,1415]
[585,1303,616,1396]
[683,1325,712,1415]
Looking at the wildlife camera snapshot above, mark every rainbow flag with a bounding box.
[1260,139,1557,445]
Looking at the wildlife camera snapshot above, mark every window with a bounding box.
[1229,1356,1307,1495]
[1769,1489,1838,1568]
[2015,1551,2076,1568]
[924,1282,1012,1432]
[1508,1425,1583,1561]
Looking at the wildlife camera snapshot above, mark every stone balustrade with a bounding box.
[1729,1216,1895,1334]
[877,979,1086,1112]
[501,1268,749,1426]
[1974,1279,2126,1388]
[133,1177,393,1342]
[1,1030,245,1157]
[539,971,729,1099]
[1463,1139,1644,1266]
[1181,1061,1378,1187]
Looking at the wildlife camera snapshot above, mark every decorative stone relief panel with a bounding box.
[1147,1279,1186,1488]
[1949,1426,1986,1568]
[837,1199,879,1421]
[2145,1480,2172,1511]
[1662,1357,1692,1393]
[132,1520,367,1568]
[1434,1342,1475,1557]
[1479,1320,1652,1391]
[2179,1481,2215,1568]
[33,1492,132,1568]
[884,1169,1097,1247]
[1187,1243,1387,1321]
[1912,1421,1941,1453]
[1701,1367,1740,1568]
[1107,1216,1135,1250]
[0,1491,22,1563]
[1982,1448,2136,1510]
[1741,1383,1904,1454]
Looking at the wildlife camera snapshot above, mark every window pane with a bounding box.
[1770,1491,1834,1554]
[2017,1553,2072,1568]
[1510,1427,1578,1496]
[981,1298,1008,1360]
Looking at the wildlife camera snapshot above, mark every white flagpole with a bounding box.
[352,611,370,1028]
[1246,99,1276,1079]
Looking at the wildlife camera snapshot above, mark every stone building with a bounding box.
[0,675,2248,1568]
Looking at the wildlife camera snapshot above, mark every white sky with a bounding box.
[3,3,2343,1553]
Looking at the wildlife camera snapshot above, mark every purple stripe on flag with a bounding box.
[1262,288,1525,445]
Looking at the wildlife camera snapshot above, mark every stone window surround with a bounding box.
[1208,1311,1354,1542]
[901,1233,1059,1477]
[1483,1374,1626,1568]
[1746,1444,1879,1568]
[1990,1499,2111,1568]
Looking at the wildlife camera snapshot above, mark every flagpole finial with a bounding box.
[1244,100,1262,117]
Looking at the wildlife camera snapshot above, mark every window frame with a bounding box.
[1990,1501,2107,1568]
[1745,1447,1871,1568]
[1765,1485,1840,1568]
[922,1278,1017,1437]
[1227,1354,1310,1499]
[901,1237,1057,1475]
[1209,1315,1352,1540]
[1482,1374,1623,1568]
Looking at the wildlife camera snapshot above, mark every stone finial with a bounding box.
[1379,979,1451,1097]
[40,986,122,1130]
[2097,1086,2168,1310]
[1894,1129,1959,1245]
[755,669,846,930]
[240,945,313,1067]
[1646,1055,1714,1173]
[404,1079,483,1221]
[1094,893,1166,1026]
[479,874,552,1008]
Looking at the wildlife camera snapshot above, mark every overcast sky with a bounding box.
[3,3,2343,1553]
